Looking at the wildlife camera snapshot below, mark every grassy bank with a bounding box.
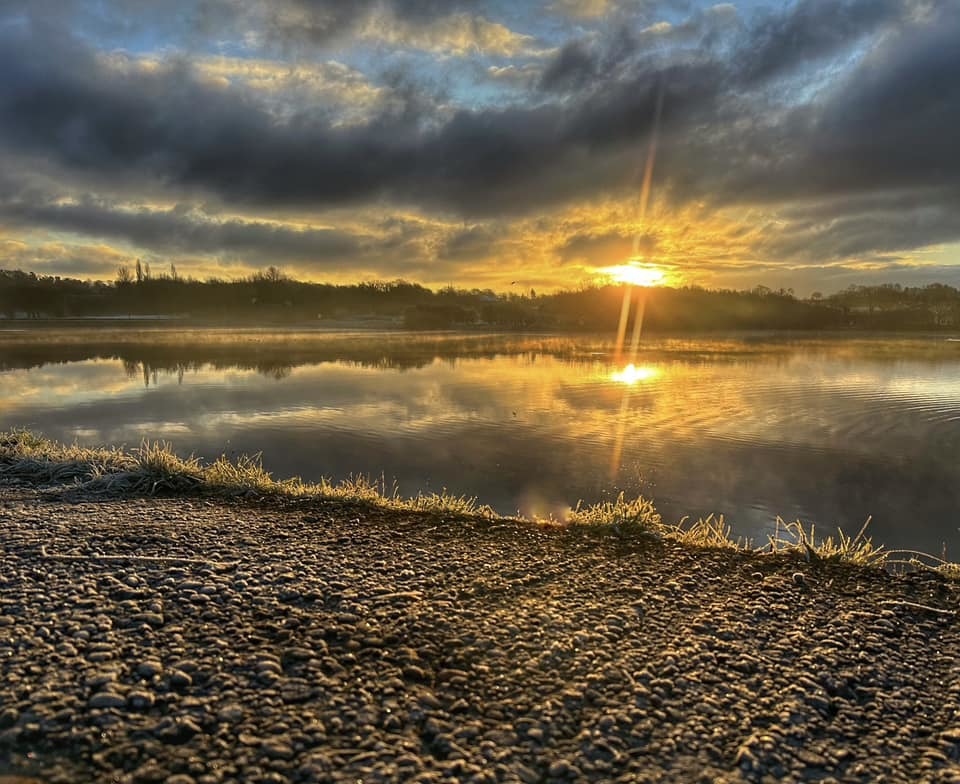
[1,429,956,577]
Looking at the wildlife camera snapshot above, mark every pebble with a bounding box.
[261,740,295,760]
[217,704,245,723]
[137,660,164,678]
[126,690,156,709]
[169,669,193,689]
[131,612,165,628]
[88,692,126,709]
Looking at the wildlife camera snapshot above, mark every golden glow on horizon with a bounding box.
[611,363,660,385]
[11,195,948,292]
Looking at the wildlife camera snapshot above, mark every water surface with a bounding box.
[2,328,959,554]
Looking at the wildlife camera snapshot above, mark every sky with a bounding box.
[0,0,958,294]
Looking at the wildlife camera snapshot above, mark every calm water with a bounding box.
[2,328,959,553]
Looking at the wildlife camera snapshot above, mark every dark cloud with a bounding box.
[0,22,607,215]
[759,191,960,261]
[2,0,960,280]
[0,200,364,264]
[0,16,718,215]
[694,5,960,205]
[437,225,498,261]
[538,41,597,91]
[537,3,736,96]
[811,10,960,191]
[734,0,902,84]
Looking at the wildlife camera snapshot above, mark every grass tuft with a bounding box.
[0,429,493,519]
[672,514,748,550]
[766,516,887,567]
[566,492,661,538]
[2,429,958,576]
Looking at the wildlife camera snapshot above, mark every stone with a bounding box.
[169,670,193,689]
[127,690,156,710]
[137,660,164,678]
[261,740,295,760]
[88,693,126,709]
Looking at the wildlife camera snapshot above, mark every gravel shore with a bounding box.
[1,487,959,783]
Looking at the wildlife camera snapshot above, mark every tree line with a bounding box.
[1,267,959,331]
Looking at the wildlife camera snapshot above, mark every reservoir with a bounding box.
[2,328,959,555]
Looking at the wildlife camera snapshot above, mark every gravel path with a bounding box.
[1,487,959,783]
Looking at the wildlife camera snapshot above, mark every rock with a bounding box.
[402,665,428,682]
[158,718,202,744]
[217,704,245,723]
[131,612,165,628]
[88,693,126,709]
[169,670,193,689]
[127,690,156,710]
[0,708,18,729]
[137,660,164,678]
[261,740,295,760]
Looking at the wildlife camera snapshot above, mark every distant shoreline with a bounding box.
[5,269,960,332]
[2,316,960,340]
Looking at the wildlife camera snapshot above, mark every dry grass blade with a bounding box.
[0,429,500,519]
[3,430,960,577]
[767,517,887,567]
[566,492,662,537]
[671,514,748,550]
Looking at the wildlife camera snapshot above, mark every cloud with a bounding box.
[187,0,536,57]
[14,0,489,50]
[485,63,544,89]
[2,0,960,290]
[0,2,917,217]
[254,0,490,48]
[758,192,960,262]
[184,57,389,125]
[558,230,639,265]
[0,199,366,265]
[538,41,598,91]
[734,0,902,84]
[436,224,499,262]
[547,0,615,19]
[0,21,609,215]
[684,4,960,208]
[0,238,130,279]
[362,12,541,57]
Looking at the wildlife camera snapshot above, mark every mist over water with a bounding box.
[2,329,960,555]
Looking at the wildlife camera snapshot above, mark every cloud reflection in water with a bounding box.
[2,331,960,555]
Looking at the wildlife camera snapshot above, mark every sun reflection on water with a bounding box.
[608,362,664,479]
[611,363,661,385]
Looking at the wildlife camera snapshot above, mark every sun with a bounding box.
[601,263,667,288]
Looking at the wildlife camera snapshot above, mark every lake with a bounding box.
[2,327,959,555]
